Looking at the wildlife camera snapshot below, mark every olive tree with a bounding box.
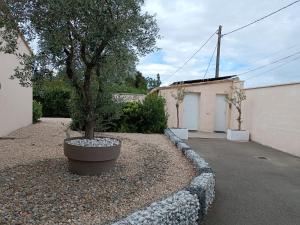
[226,86,246,131]
[0,0,159,139]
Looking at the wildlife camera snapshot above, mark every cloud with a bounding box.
[137,63,174,77]
[139,0,300,87]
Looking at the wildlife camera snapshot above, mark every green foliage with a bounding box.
[70,93,167,134]
[116,94,167,133]
[109,83,147,94]
[111,70,148,94]
[139,94,167,133]
[1,0,159,138]
[33,79,72,117]
[147,73,161,90]
[135,71,148,90]
[118,101,143,132]
[70,91,123,132]
[41,87,71,117]
[32,100,42,123]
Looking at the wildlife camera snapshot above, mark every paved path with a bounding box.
[188,138,300,225]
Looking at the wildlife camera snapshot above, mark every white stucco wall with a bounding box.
[113,93,146,102]
[159,79,237,132]
[230,82,300,157]
[0,37,32,136]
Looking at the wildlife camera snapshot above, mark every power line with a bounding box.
[248,43,300,66]
[203,44,217,79]
[165,30,217,82]
[237,50,300,76]
[223,0,300,36]
[244,55,300,81]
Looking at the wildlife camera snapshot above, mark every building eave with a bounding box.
[154,77,241,92]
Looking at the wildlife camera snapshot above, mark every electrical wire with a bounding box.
[237,50,300,76]
[163,0,300,83]
[165,30,217,82]
[203,44,217,79]
[223,0,300,36]
[244,55,300,81]
[247,43,299,66]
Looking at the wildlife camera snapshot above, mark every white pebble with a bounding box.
[67,138,120,148]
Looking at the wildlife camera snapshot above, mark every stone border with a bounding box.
[113,129,215,225]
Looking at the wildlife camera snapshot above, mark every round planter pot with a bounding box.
[64,137,121,175]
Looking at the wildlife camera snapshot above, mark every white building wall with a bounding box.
[159,80,236,132]
[0,37,32,136]
[230,82,300,157]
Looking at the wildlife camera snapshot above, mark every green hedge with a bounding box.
[41,87,71,117]
[34,81,71,117]
[70,91,123,132]
[139,94,167,133]
[118,101,143,132]
[117,94,167,133]
[33,100,43,123]
[70,93,167,134]
[109,83,147,94]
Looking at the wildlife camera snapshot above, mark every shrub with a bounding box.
[70,92,123,132]
[139,94,167,133]
[115,94,167,133]
[33,100,43,123]
[109,83,147,94]
[118,101,143,132]
[70,93,167,134]
[42,87,71,117]
[34,80,71,117]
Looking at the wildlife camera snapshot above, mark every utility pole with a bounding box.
[215,25,222,78]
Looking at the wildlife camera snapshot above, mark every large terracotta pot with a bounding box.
[64,137,121,175]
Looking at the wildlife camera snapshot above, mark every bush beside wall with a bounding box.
[70,93,167,134]
[139,94,167,133]
[41,87,71,117]
[32,100,43,123]
[114,94,167,133]
[34,80,71,118]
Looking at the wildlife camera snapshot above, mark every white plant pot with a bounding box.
[227,129,249,142]
[170,128,189,140]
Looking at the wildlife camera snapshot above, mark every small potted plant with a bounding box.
[170,87,188,140]
[226,86,249,141]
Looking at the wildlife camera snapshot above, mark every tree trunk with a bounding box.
[237,108,242,131]
[85,120,95,139]
[237,117,241,131]
[82,65,95,139]
[176,104,179,128]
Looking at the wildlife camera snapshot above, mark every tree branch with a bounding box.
[90,40,108,66]
[64,36,82,93]
[67,21,90,66]
[80,43,88,65]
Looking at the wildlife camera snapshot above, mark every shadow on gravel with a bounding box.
[0,143,169,225]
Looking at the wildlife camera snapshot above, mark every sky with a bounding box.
[138,0,300,88]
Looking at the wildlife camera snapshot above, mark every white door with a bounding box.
[183,93,199,130]
[214,95,227,132]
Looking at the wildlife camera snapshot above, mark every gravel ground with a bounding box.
[0,118,195,225]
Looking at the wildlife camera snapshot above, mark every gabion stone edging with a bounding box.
[113,191,200,225]
[113,129,215,225]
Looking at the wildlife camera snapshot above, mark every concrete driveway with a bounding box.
[187,138,300,225]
